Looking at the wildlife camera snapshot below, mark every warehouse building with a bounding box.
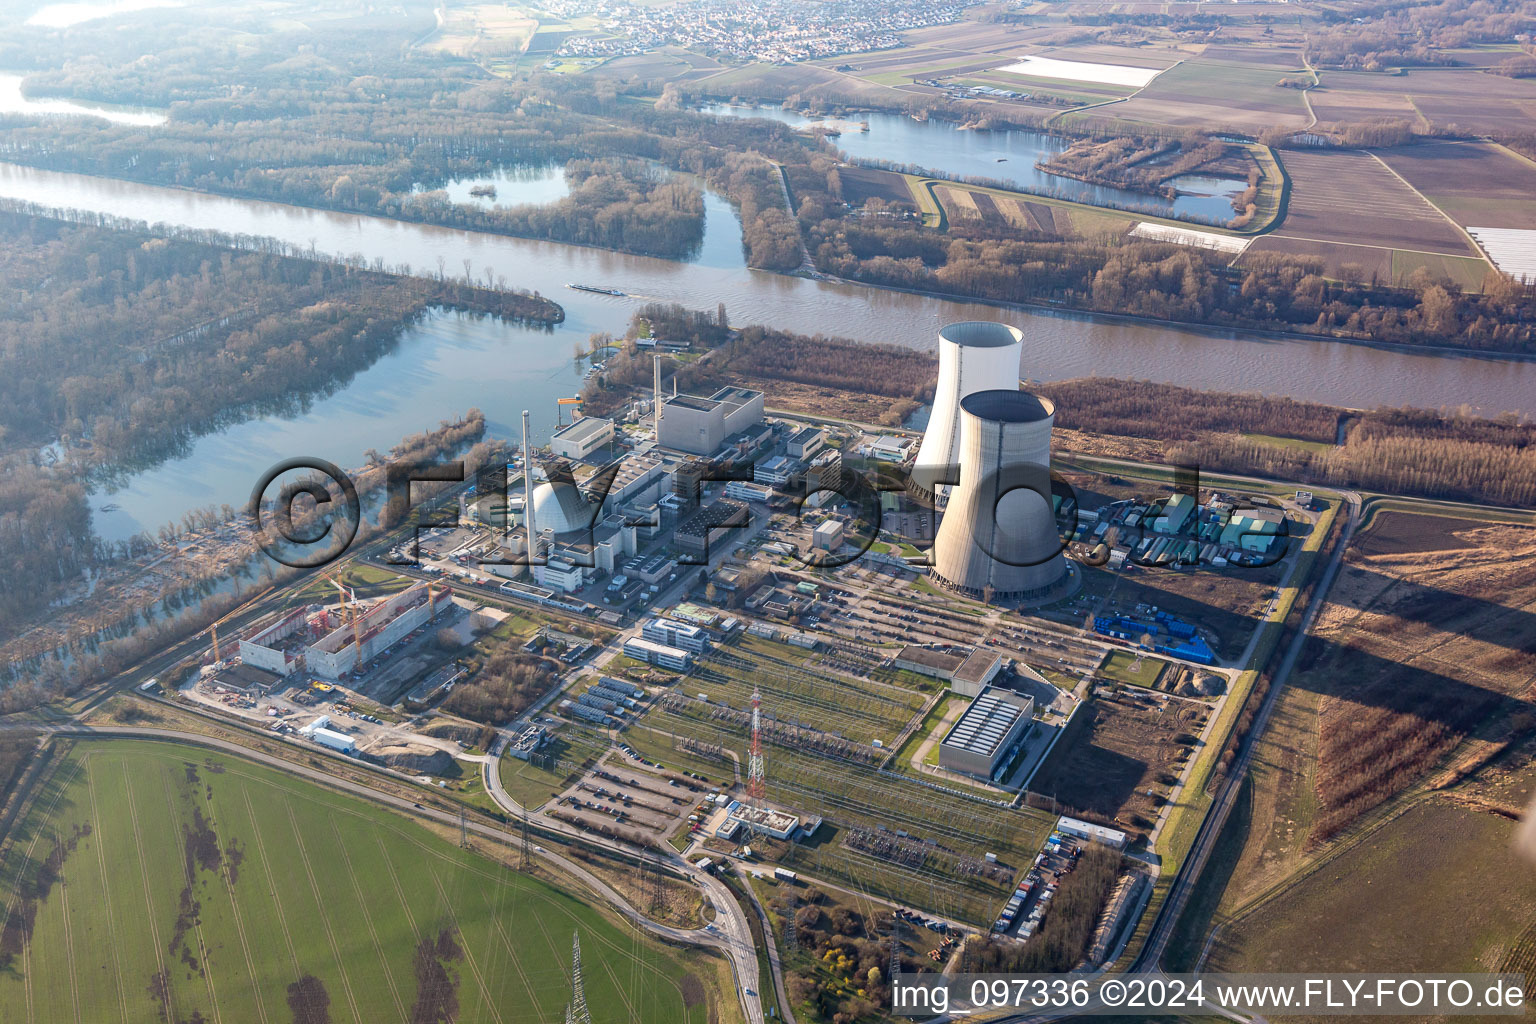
[549,416,615,460]
[659,387,765,455]
[938,686,1035,780]
[1056,816,1127,850]
[673,499,750,559]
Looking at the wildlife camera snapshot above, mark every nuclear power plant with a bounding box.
[911,321,1025,499]
[927,385,1071,603]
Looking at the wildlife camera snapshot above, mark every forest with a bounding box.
[959,845,1123,974]
[0,204,556,655]
[443,649,562,724]
[1307,0,1536,70]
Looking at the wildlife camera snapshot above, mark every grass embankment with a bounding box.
[0,739,735,1024]
[1156,496,1338,876]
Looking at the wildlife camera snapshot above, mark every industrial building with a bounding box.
[786,426,826,459]
[812,519,843,551]
[507,723,547,760]
[724,799,801,840]
[931,390,1070,602]
[673,499,750,559]
[894,644,1004,696]
[549,416,615,460]
[299,716,357,754]
[529,477,598,538]
[623,636,693,670]
[659,386,765,455]
[1056,816,1128,850]
[911,321,1024,498]
[938,686,1035,780]
[866,435,915,463]
[243,582,453,681]
[238,607,313,677]
[603,454,666,511]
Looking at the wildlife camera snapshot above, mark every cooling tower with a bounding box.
[931,389,1069,602]
[911,321,1024,499]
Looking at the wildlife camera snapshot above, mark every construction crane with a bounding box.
[201,605,246,664]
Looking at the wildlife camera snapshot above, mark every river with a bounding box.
[1,160,1533,537]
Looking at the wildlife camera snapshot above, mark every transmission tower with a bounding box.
[747,686,766,816]
[569,931,592,1024]
[458,806,469,850]
[784,893,798,950]
[889,912,902,981]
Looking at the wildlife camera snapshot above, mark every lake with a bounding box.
[0,72,167,126]
[700,103,1249,224]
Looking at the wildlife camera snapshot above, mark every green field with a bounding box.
[0,740,732,1024]
[1098,649,1170,688]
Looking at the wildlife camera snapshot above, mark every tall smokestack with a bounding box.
[653,355,663,438]
[521,409,538,565]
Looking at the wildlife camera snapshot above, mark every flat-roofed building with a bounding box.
[725,480,774,504]
[659,387,765,455]
[786,426,827,459]
[867,434,915,463]
[623,636,693,670]
[812,519,843,551]
[673,499,750,559]
[753,454,800,487]
[550,416,615,460]
[938,686,1035,780]
[604,454,665,510]
[642,617,711,652]
[951,648,1004,697]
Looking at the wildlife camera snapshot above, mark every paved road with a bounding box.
[943,491,1363,1024]
[7,720,764,1024]
[483,733,767,1024]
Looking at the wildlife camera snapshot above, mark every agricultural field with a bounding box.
[836,165,918,208]
[1209,799,1536,980]
[1306,68,1536,136]
[1239,148,1492,286]
[1294,511,1536,843]
[1204,509,1536,921]
[1381,140,1536,232]
[0,740,734,1024]
[929,181,1134,239]
[1030,689,1209,840]
[1096,60,1311,132]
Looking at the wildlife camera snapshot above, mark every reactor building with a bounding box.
[930,389,1070,602]
[910,321,1024,500]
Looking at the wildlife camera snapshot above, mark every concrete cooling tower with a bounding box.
[931,389,1070,602]
[911,321,1024,499]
